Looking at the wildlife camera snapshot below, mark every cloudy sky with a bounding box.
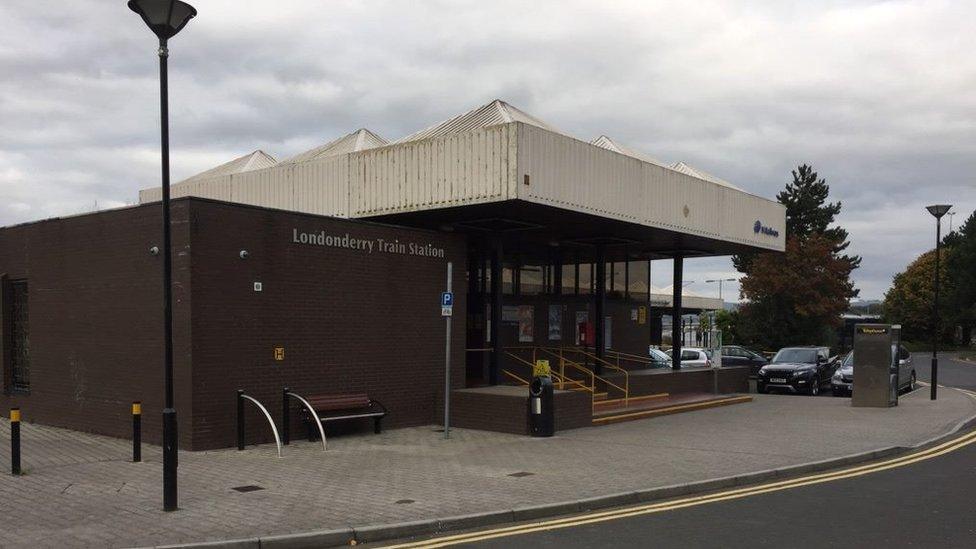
[2,0,974,300]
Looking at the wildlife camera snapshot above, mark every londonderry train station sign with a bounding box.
[292,228,446,258]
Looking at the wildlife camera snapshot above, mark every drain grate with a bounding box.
[231,485,265,493]
[395,499,415,504]
[507,472,535,478]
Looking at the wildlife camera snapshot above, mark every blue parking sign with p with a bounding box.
[441,292,454,307]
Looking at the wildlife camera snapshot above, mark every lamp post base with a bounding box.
[163,408,178,511]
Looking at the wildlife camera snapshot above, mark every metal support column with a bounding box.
[594,247,606,375]
[553,251,563,296]
[672,256,683,370]
[489,240,502,385]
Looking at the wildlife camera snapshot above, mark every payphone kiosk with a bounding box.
[852,323,900,408]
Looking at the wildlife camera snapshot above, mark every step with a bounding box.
[592,394,753,426]
[593,393,670,411]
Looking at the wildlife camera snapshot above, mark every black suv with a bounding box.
[757,347,837,396]
[720,345,768,376]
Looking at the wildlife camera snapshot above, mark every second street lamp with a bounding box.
[127,0,197,513]
[925,204,952,401]
[705,278,736,301]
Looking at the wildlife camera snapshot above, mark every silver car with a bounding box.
[831,346,917,396]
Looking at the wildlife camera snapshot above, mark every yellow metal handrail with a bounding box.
[501,369,529,385]
[506,346,630,409]
[554,347,630,406]
[536,347,595,393]
[503,350,591,394]
[605,349,657,367]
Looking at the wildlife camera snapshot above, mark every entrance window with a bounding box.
[561,263,576,295]
[578,263,593,295]
[7,280,29,392]
[520,264,544,295]
[628,261,650,301]
[503,266,515,295]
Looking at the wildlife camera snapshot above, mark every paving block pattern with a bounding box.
[0,387,974,548]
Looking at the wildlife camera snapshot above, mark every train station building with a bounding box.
[0,100,784,449]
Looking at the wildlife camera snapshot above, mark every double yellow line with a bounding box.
[384,390,976,548]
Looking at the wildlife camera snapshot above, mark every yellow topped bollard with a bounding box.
[10,408,21,475]
[132,401,142,463]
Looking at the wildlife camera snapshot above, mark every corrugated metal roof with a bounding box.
[395,99,563,143]
[670,161,743,191]
[281,128,388,165]
[178,150,277,184]
[590,135,669,168]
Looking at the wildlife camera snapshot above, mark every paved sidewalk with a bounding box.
[1,387,974,548]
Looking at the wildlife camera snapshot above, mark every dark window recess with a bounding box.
[10,280,29,392]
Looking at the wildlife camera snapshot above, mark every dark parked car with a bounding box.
[720,345,768,376]
[757,347,837,396]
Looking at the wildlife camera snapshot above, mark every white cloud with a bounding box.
[1,0,974,299]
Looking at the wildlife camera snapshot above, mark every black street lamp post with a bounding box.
[926,204,952,401]
[127,0,197,512]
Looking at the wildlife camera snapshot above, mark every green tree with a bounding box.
[883,248,953,343]
[714,309,739,344]
[944,210,976,345]
[733,164,860,350]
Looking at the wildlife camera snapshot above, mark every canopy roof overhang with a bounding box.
[349,122,786,260]
[367,200,766,264]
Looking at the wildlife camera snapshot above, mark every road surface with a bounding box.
[384,354,976,548]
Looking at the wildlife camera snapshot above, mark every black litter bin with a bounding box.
[528,375,555,437]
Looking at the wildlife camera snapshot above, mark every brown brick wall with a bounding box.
[0,203,194,448]
[442,387,591,435]
[0,198,467,450]
[186,200,467,450]
[609,366,750,396]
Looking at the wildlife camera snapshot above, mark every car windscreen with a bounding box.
[842,351,853,368]
[772,348,818,364]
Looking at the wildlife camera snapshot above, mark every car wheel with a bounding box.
[809,378,820,396]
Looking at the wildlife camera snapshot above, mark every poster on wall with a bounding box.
[548,305,562,341]
[575,311,588,344]
[518,305,534,342]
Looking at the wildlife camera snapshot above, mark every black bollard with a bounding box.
[11,408,21,476]
[132,401,142,463]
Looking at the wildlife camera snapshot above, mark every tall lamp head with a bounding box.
[926,204,952,219]
[128,0,197,40]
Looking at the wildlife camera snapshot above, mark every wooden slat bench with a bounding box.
[300,393,388,440]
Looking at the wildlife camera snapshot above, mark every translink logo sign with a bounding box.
[753,220,780,238]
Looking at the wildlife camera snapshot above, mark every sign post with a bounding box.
[442,264,453,439]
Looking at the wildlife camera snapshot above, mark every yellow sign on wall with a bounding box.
[274,347,285,361]
[533,359,551,378]
[638,306,647,325]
